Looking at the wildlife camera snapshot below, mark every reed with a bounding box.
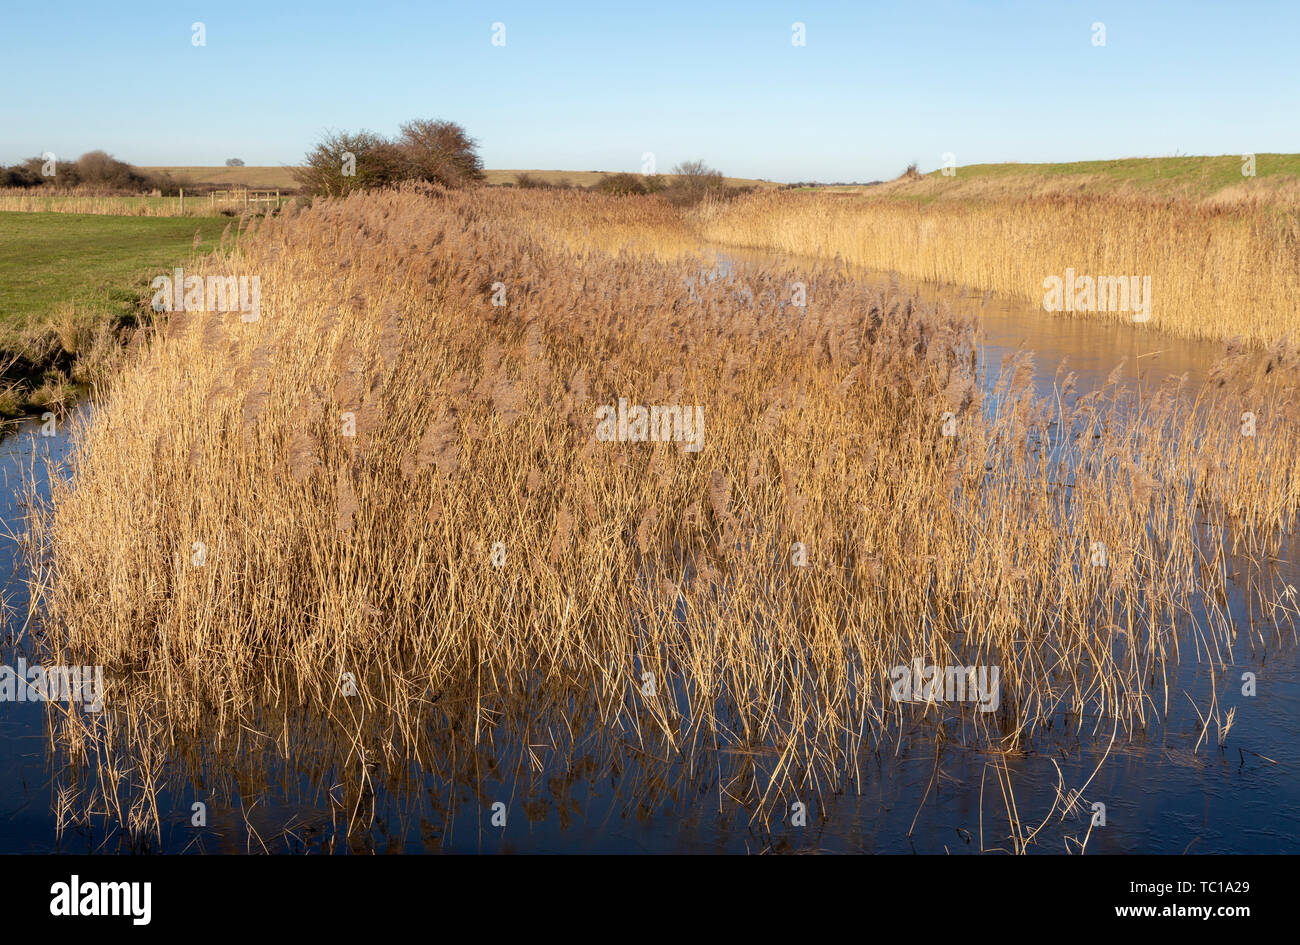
[0,190,220,217]
[25,186,1300,844]
[694,189,1300,346]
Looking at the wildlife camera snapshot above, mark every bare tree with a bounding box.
[396,119,485,189]
[671,159,724,192]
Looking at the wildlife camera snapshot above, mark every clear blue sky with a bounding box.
[2,0,1297,182]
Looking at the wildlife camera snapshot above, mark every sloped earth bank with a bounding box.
[3,189,1298,853]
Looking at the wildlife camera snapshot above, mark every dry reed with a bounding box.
[695,189,1300,346]
[24,185,1300,844]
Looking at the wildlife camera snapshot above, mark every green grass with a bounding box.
[877,153,1300,205]
[0,211,231,331]
[927,153,1300,190]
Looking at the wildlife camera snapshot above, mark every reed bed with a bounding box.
[25,186,1300,844]
[0,190,215,217]
[695,189,1300,346]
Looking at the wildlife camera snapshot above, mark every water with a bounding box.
[1,255,1296,854]
[0,411,83,853]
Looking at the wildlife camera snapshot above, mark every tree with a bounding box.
[662,160,726,206]
[594,173,648,196]
[294,130,394,197]
[0,162,42,188]
[0,150,165,192]
[75,150,149,190]
[295,120,484,196]
[396,119,484,189]
[672,159,724,192]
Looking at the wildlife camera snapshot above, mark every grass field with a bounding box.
[0,211,230,412]
[0,212,229,330]
[143,165,302,190]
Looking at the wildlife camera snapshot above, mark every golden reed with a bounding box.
[695,189,1300,346]
[25,186,1300,842]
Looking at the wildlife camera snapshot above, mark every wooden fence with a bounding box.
[207,189,282,212]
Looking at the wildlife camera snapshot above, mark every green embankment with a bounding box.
[0,211,231,414]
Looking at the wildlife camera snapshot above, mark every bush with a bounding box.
[295,120,484,197]
[75,151,151,190]
[512,173,578,191]
[672,160,724,192]
[294,131,392,198]
[0,162,42,188]
[0,151,167,193]
[594,173,648,196]
[396,119,484,189]
[660,159,727,206]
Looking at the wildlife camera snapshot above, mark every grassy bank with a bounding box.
[857,154,1300,205]
[0,211,230,413]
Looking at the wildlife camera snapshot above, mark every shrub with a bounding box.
[660,159,727,206]
[0,162,42,188]
[296,120,484,197]
[294,130,393,198]
[672,159,724,192]
[75,150,150,190]
[0,151,166,193]
[396,119,485,189]
[594,172,648,196]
